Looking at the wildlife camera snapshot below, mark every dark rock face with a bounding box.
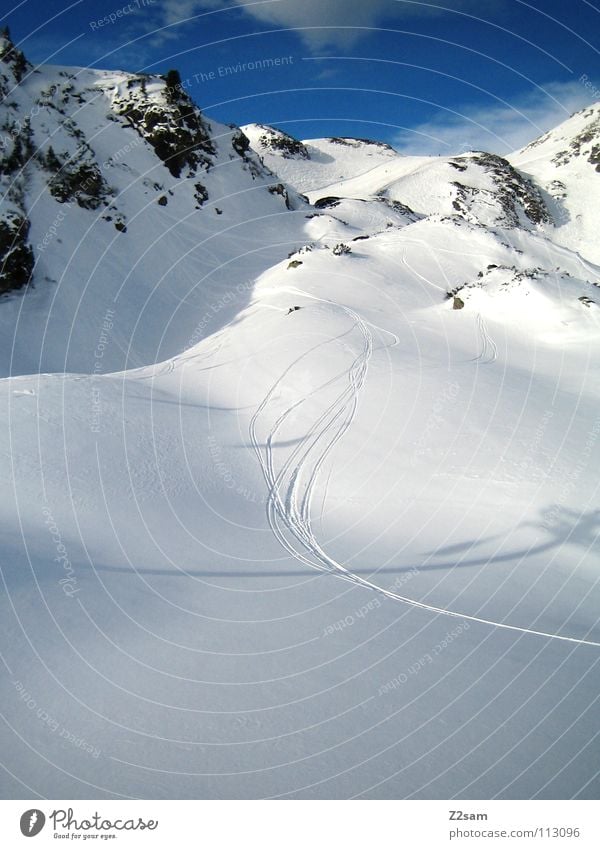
[47,161,110,209]
[0,118,34,177]
[113,75,216,178]
[230,128,274,181]
[231,129,251,157]
[194,183,209,207]
[332,242,351,256]
[267,180,306,211]
[0,35,307,298]
[449,152,551,227]
[255,125,309,159]
[314,196,342,209]
[549,109,600,171]
[268,182,294,209]
[0,27,29,84]
[579,296,595,307]
[0,32,35,294]
[328,137,395,152]
[0,214,34,293]
[377,197,417,219]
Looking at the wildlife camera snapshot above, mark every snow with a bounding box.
[510,104,600,264]
[241,124,399,195]
[1,56,599,800]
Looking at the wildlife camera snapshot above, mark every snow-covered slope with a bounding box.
[1,33,600,800]
[246,114,600,265]
[510,103,600,263]
[0,37,306,376]
[242,123,398,194]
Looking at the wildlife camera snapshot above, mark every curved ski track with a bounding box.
[250,294,600,649]
[472,313,498,364]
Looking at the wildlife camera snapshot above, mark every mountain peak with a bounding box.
[0,51,307,365]
[326,136,396,152]
[516,100,600,170]
[0,25,29,86]
[241,123,310,159]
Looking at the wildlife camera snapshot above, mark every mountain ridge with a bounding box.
[1,30,600,801]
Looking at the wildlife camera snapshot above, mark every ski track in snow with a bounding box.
[250,294,600,649]
[250,296,375,586]
[125,338,225,382]
[473,313,498,364]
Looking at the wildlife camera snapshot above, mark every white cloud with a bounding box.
[392,82,598,156]
[231,0,424,48]
[155,0,498,49]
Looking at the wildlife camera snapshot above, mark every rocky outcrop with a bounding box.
[0,212,34,293]
[449,152,551,227]
[112,73,216,178]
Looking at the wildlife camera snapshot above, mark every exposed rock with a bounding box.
[268,182,295,209]
[449,152,551,227]
[328,137,395,152]
[261,127,308,158]
[314,196,342,209]
[112,74,216,178]
[0,213,34,293]
[194,182,209,206]
[332,243,352,256]
[47,161,110,209]
[579,296,595,307]
[0,27,29,84]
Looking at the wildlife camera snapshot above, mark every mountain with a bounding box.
[241,123,399,194]
[246,112,600,262]
[1,31,599,801]
[244,117,600,326]
[0,31,306,375]
[510,103,600,263]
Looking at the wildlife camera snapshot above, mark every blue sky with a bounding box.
[4,0,600,153]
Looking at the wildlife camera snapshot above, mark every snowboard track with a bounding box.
[250,293,600,649]
[473,313,498,364]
